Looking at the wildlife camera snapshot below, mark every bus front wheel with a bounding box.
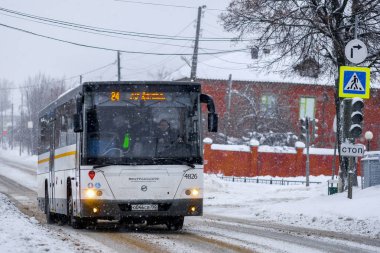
[166,216,184,231]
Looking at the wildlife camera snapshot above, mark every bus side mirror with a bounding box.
[73,114,83,133]
[200,94,218,133]
[208,113,218,132]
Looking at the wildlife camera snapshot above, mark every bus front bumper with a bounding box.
[79,198,203,220]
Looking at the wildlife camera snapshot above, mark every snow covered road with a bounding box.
[0,154,379,253]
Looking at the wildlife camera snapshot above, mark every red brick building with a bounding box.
[171,51,380,149]
[199,78,380,149]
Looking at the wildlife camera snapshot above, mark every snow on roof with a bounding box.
[168,51,333,86]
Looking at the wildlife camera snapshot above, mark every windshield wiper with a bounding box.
[152,158,195,168]
[93,163,117,169]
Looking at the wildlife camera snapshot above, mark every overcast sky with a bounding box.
[0,0,244,88]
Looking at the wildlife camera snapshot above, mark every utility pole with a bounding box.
[0,108,2,147]
[225,74,233,143]
[190,6,203,81]
[117,51,121,81]
[80,75,83,85]
[20,93,23,156]
[11,103,13,149]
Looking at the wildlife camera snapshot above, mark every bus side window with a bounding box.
[39,117,49,154]
[56,100,76,148]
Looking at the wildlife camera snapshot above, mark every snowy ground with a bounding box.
[204,174,380,239]
[0,147,379,253]
[0,193,114,253]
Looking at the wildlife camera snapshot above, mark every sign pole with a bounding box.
[306,117,310,187]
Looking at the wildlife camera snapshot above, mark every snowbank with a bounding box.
[168,51,332,86]
[0,194,73,253]
[204,174,380,238]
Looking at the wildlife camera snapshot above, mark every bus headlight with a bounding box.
[85,189,96,198]
[191,189,199,196]
[185,188,200,197]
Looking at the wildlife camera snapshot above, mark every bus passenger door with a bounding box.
[73,132,81,215]
[48,121,56,212]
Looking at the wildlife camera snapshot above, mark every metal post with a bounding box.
[306,117,310,187]
[354,15,358,40]
[348,170,353,199]
[225,74,232,142]
[332,139,337,179]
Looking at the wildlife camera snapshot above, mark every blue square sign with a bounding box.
[339,66,370,99]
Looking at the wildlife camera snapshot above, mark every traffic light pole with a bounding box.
[340,98,364,197]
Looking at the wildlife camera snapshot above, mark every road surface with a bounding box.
[0,156,379,253]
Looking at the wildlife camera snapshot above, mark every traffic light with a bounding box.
[311,119,319,143]
[300,117,309,141]
[350,98,364,138]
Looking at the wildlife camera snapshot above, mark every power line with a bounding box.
[63,61,117,81]
[113,0,225,12]
[0,11,199,49]
[0,6,240,42]
[0,85,36,91]
[0,62,118,90]
[201,61,249,70]
[0,22,249,56]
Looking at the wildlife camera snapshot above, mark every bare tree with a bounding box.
[221,0,379,189]
[0,79,12,146]
[20,73,67,154]
[148,67,172,81]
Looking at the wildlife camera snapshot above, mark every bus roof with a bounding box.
[38,81,201,117]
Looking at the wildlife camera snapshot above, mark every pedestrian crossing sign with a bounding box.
[339,66,370,99]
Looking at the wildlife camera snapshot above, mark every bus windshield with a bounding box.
[83,91,201,165]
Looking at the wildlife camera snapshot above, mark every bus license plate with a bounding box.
[131,204,158,211]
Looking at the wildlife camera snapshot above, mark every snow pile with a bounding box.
[168,51,332,85]
[0,148,37,168]
[0,148,37,190]
[0,193,75,253]
[204,174,380,238]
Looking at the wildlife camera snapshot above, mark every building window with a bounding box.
[299,97,315,119]
[261,94,277,116]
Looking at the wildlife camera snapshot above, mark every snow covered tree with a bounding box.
[224,84,294,144]
[221,0,380,189]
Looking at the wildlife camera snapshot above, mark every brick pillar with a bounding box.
[203,138,213,174]
[249,139,259,177]
[295,142,305,177]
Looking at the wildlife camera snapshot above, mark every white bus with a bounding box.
[37,81,218,230]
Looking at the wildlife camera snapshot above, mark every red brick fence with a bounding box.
[203,139,357,177]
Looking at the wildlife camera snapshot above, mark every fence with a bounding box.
[203,139,360,178]
[217,175,322,185]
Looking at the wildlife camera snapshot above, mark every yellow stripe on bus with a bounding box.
[54,151,77,160]
[38,158,50,164]
[37,151,76,164]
